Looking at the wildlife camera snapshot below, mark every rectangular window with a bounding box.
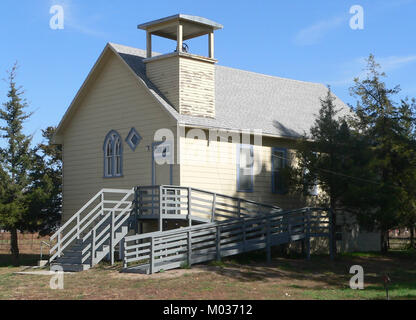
[272,148,287,194]
[237,144,254,192]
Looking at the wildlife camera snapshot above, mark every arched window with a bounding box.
[103,130,123,177]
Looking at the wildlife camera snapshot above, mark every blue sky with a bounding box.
[0,0,415,145]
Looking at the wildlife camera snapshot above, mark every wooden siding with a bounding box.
[61,52,178,223]
[179,56,215,118]
[145,53,215,118]
[145,55,180,112]
[179,130,380,251]
[179,131,305,210]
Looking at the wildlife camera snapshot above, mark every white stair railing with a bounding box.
[49,188,134,264]
[84,195,133,267]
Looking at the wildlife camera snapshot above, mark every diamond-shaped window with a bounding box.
[125,128,142,151]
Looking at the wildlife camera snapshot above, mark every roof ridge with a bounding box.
[109,42,326,87]
[216,64,326,87]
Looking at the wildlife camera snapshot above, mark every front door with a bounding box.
[152,141,173,186]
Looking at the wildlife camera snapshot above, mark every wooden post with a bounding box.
[159,186,163,232]
[149,237,154,274]
[120,238,125,262]
[211,193,216,222]
[146,31,152,58]
[306,209,311,261]
[101,192,104,216]
[216,226,221,261]
[134,186,139,234]
[91,229,96,267]
[242,219,247,251]
[208,31,214,58]
[329,209,334,260]
[177,23,183,52]
[187,230,192,267]
[266,217,271,263]
[188,188,192,227]
[110,211,114,265]
[57,233,61,258]
[77,215,80,239]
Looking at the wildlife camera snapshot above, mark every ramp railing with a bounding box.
[123,207,332,274]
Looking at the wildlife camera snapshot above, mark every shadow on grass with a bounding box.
[202,249,416,299]
[0,254,43,267]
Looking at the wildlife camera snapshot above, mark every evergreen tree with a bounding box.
[26,126,62,235]
[289,87,354,255]
[395,98,416,248]
[0,63,34,263]
[349,54,414,252]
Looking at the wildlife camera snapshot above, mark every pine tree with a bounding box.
[289,86,354,255]
[395,98,416,249]
[0,63,34,264]
[26,126,62,235]
[349,54,413,252]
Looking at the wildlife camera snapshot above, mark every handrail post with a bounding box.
[159,186,163,232]
[77,214,80,239]
[216,226,221,261]
[211,193,216,222]
[121,238,126,264]
[110,210,114,265]
[266,216,271,263]
[57,233,61,258]
[329,209,334,260]
[91,228,96,267]
[188,188,192,227]
[187,230,192,267]
[149,237,154,274]
[242,219,246,251]
[101,191,104,216]
[134,186,139,234]
[237,199,241,218]
[306,209,311,260]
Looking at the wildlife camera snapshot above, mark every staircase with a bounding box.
[48,185,333,273]
[49,188,134,271]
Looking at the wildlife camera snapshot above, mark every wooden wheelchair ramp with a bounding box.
[122,207,333,274]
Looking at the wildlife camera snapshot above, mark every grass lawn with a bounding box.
[0,249,415,300]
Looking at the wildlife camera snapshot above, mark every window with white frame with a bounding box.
[237,144,254,192]
[103,130,123,178]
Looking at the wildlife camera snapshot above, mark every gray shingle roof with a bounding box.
[111,43,350,139]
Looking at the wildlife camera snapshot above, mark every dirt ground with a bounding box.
[0,250,415,300]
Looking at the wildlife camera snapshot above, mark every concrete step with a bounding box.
[50,263,90,272]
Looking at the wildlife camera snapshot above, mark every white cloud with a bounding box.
[48,0,108,38]
[293,16,347,46]
[328,54,416,87]
[377,55,416,72]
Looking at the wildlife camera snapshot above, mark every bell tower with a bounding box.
[138,14,223,118]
